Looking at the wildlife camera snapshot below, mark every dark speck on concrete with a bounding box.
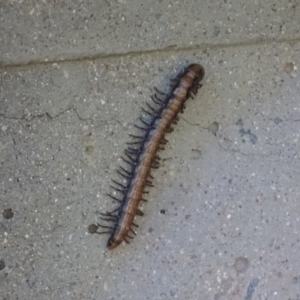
[2,208,14,219]
[213,26,221,37]
[292,276,298,284]
[0,259,5,271]
[160,209,166,214]
[274,117,283,125]
[235,118,244,127]
[239,128,258,144]
[245,278,259,300]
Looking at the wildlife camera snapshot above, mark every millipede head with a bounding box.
[187,63,205,82]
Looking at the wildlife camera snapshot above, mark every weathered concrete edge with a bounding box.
[1,36,300,70]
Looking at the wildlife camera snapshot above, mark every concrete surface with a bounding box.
[1,1,300,300]
[1,0,300,66]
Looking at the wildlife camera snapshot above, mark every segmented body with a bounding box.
[99,63,205,250]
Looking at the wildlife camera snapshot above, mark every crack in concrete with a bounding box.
[0,106,89,122]
[181,117,208,131]
[1,36,300,70]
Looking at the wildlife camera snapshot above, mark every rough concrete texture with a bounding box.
[1,0,300,66]
[1,1,300,300]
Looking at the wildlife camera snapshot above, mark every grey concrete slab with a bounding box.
[1,0,300,66]
[1,41,300,299]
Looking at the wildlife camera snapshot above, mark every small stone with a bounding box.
[284,62,294,74]
[234,256,249,273]
[88,224,98,234]
[2,208,14,219]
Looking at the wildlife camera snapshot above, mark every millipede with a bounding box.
[91,63,205,250]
